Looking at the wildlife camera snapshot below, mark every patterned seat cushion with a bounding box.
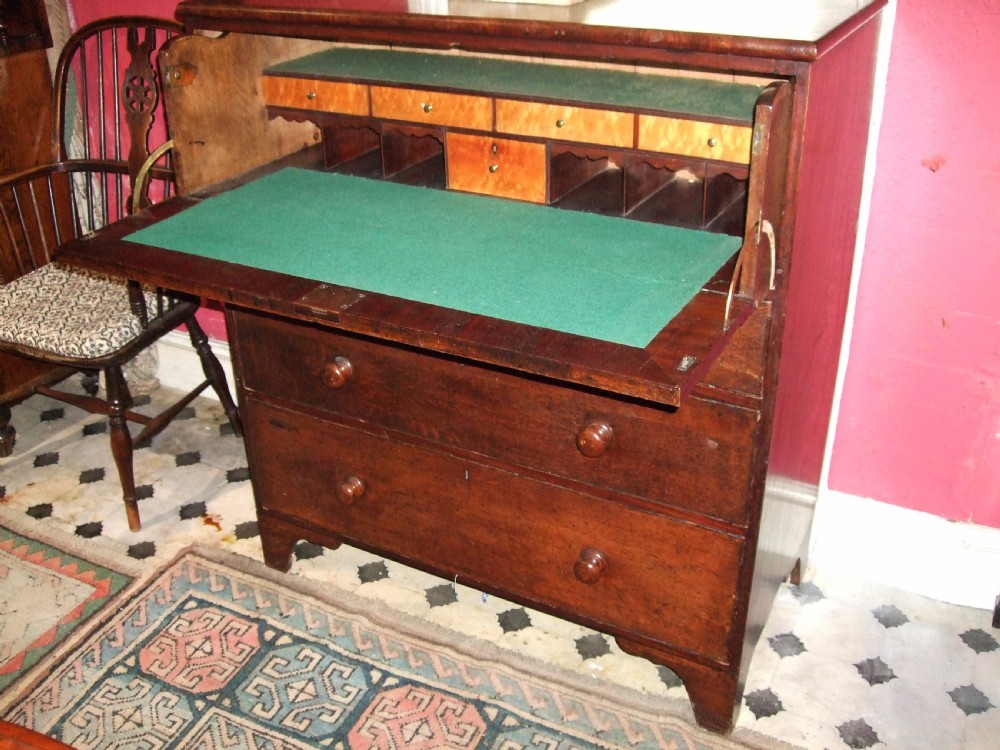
[0,263,167,360]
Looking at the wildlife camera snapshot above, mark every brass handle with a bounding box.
[555,118,566,128]
[707,137,719,148]
[131,140,175,214]
[321,357,354,389]
[576,421,614,458]
[422,102,433,113]
[306,91,317,100]
[336,475,366,505]
[488,164,499,173]
[574,548,608,585]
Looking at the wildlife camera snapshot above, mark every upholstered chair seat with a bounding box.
[0,264,165,360]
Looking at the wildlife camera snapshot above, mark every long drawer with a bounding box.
[245,398,743,662]
[232,310,760,525]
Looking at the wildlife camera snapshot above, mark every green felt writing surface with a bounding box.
[268,48,763,123]
[125,169,741,348]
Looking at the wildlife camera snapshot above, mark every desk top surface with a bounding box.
[125,168,740,349]
[60,150,758,407]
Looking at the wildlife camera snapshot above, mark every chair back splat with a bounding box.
[53,16,184,222]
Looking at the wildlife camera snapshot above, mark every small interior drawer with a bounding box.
[371,85,493,130]
[261,75,370,116]
[637,115,753,164]
[496,99,634,149]
[445,132,547,202]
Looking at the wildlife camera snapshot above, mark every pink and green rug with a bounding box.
[0,522,136,693]
[1,545,793,750]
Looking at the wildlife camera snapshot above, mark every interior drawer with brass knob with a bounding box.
[246,397,743,663]
[261,75,370,116]
[445,132,547,202]
[230,309,758,525]
[371,85,493,130]
[495,99,635,149]
[637,115,753,164]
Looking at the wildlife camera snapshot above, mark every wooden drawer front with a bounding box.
[495,99,634,148]
[446,132,547,203]
[247,400,743,662]
[637,115,752,164]
[371,85,493,130]
[261,75,370,116]
[233,311,758,524]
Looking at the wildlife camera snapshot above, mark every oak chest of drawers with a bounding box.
[227,299,763,730]
[235,311,748,664]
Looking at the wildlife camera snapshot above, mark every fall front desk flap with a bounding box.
[125,168,740,348]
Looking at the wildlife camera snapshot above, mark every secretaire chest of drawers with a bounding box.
[60,0,887,733]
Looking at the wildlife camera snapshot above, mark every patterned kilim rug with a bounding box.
[1,546,799,750]
[0,513,143,694]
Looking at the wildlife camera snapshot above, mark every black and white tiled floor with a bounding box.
[1,381,998,749]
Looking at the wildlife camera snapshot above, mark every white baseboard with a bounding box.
[810,490,1000,610]
[155,330,235,398]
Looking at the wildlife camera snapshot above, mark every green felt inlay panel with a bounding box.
[125,169,740,348]
[268,48,762,123]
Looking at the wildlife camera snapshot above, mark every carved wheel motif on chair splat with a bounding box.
[124,73,156,114]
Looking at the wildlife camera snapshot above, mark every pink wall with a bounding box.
[68,0,177,27]
[829,0,1000,528]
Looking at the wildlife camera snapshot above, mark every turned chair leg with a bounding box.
[105,366,141,531]
[0,405,15,458]
[186,316,242,436]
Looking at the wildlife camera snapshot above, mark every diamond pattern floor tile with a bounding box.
[1,384,998,749]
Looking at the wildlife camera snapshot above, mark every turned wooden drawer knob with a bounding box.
[321,356,354,389]
[574,548,608,585]
[576,421,613,458]
[336,475,366,505]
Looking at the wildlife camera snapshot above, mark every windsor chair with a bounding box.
[0,17,240,531]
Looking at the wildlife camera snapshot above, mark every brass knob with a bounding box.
[336,475,366,505]
[306,91,317,100]
[422,102,433,113]
[488,164,499,173]
[321,356,354,389]
[707,137,719,148]
[555,118,566,128]
[574,548,608,585]
[576,421,613,458]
